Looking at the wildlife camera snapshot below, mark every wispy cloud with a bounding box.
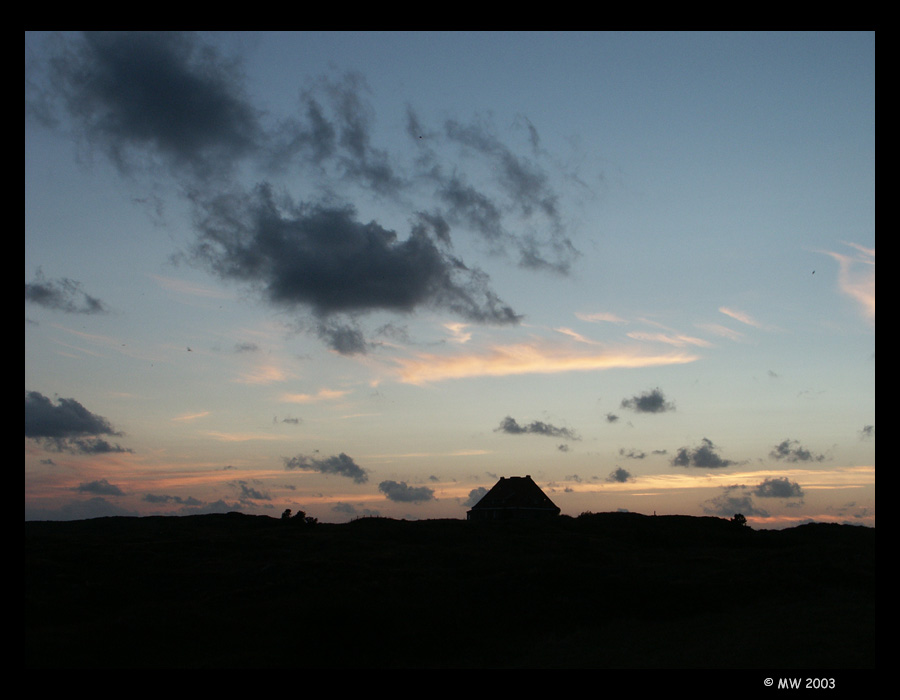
[233,364,293,385]
[25,269,108,315]
[625,331,712,348]
[719,307,762,328]
[390,341,699,384]
[280,388,351,403]
[575,311,628,324]
[821,242,874,322]
[172,411,210,422]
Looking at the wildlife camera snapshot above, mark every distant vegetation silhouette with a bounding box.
[26,511,874,669]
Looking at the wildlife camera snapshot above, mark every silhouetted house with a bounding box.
[467,475,560,521]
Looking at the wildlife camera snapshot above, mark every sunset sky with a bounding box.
[25,31,875,527]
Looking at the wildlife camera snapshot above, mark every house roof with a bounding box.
[469,475,560,513]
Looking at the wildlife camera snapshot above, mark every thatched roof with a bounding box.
[467,475,560,520]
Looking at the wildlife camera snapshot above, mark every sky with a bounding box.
[24,31,875,527]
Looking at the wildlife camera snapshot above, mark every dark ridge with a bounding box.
[26,512,874,669]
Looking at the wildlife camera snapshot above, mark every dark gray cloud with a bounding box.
[769,439,825,463]
[25,390,132,454]
[187,185,520,342]
[753,477,804,499]
[619,448,646,459]
[463,486,488,507]
[31,31,262,179]
[672,437,735,469]
[859,424,874,439]
[605,412,619,423]
[284,451,368,483]
[702,488,769,518]
[607,467,633,483]
[25,269,108,314]
[378,480,435,503]
[495,416,579,440]
[143,493,203,506]
[29,31,582,353]
[620,388,675,414]
[75,478,124,496]
[234,480,271,501]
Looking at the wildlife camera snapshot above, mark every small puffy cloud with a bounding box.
[753,477,804,499]
[25,391,132,454]
[75,479,124,496]
[607,467,632,483]
[619,448,645,460]
[620,388,674,414]
[769,439,825,463]
[463,486,488,507]
[495,416,579,440]
[378,480,435,503]
[284,452,369,483]
[234,480,271,501]
[859,425,874,440]
[672,438,735,469]
[25,269,108,314]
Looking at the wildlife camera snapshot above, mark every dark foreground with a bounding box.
[26,512,874,669]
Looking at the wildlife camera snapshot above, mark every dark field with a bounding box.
[26,512,874,670]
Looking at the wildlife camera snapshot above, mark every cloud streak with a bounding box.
[283,452,369,483]
[495,416,579,441]
[390,342,699,384]
[25,270,108,315]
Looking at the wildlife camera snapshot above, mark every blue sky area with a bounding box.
[25,31,874,526]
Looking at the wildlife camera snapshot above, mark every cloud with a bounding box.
[187,184,521,343]
[753,477,804,499]
[31,31,262,179]
[25,390,132,454]
[575,311,628,324]
[463,486,488,507]
[769,439,825,463]
[143,494,203,506]
[495,416,579,441]
[859,424,874,440]
[29,32,583,353]
[75,479,124,496]
[391,343,698,384]
[280,388,350,404]
[672,438,736,469]
[625,332,711,348]
[821,242,875,322]
[25,269,108,314]
[378,480,435,503]
[284,452,369,483]
[719,307,762,328]
[702,490,768,518]
[234,480,271,501]
[620,388,675,414]
[618,448,645,459]
[607,467,633,483]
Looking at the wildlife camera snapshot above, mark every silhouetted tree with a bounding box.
[281,509,292,520]
[731,513,747,527]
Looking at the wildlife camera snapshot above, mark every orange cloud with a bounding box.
[391,341,700,384]
[280,388,351,403]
